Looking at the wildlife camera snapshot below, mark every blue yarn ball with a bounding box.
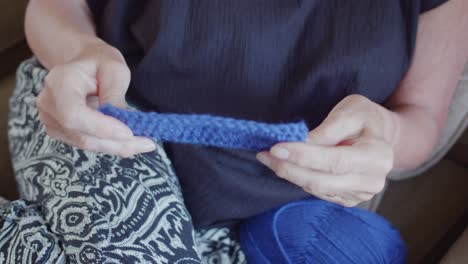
[239,198,406,264]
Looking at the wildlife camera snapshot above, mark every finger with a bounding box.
[40,92,135,141]
[257,152,377,207]
[307,110,365,146]
[97,61,131,108]
[73,63,99,95]
[57,103,134,140]
[270,140,390,175]
[47,127,156,158]
[335,191,378,207]
[270,142,361,174]
[256,151,352,193]
[43,65,134,140]
[48,63,98,99]
[257,152,362,207]
[76,136,157,157]
[39,109,64,131]
[321,194,361,207]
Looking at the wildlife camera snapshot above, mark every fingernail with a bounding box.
[256,153,271,166]
[115,131,133,139]
[138,140,156,152]
[271,147,289,160]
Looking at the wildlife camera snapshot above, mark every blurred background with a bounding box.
[0,1,466,263]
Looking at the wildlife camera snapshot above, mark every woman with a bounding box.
[2,0,467,263]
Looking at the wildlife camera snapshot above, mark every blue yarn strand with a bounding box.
[99,104,309,151]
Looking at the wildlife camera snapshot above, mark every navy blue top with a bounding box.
[86,0,448,229]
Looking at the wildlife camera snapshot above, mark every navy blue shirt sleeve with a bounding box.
[420,0,449,12]
[85,1,451,16]
[85,0,105,18]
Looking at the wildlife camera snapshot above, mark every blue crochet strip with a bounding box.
[99,104,309,151]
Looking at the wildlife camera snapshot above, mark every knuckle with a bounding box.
[343,200,359,207]
[364,177,386,194]
[43,72,56,88]
[104,61,130,80]
[360,193,375,202]
[122,152,134,159]
[314,182,332,196]
[119,153,131,159]
[382,150,394,173]
[346,110,360,121]
[61,114,76,130]
[275,162,291,179]
[292,151,308,167]
[371,154,393,176]
[330,152,349,174]
[117,149,133,159]
[373,179,386,194]
[59,72,80,90]
[346,94,368,105]
[303,182,315,194]
[336,109,360,125]
[381,159,393,174]
[75,136,90,150]
[107,46,125,59]
[36,94,46,111]
[335,201,346,207]
[116,143,137,158]
[60,109,81,131]
[45,66,66,86]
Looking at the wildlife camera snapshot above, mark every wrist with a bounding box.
[375,104,401,148]
[386,105,440,170]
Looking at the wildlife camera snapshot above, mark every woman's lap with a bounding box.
[2,59,245,264]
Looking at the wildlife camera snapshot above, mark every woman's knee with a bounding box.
[44,190,200,263]
[7,59,201,263]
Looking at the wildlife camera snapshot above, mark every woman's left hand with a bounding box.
[257,94,398,207]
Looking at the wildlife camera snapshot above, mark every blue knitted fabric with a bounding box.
[239,198,407,264]
[99,104,309,151]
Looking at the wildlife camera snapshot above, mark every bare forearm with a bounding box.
[385,105,441,170]
[385,0,468,170]
[25,0,100,69]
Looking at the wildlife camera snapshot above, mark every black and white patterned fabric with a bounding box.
[0,58,246,264]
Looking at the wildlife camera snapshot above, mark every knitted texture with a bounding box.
[239,198,406,264]
[99,104,309,151]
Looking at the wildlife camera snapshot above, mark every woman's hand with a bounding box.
[37,40,156,157]
[257,95,398,207]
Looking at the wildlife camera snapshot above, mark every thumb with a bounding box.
[307,111,365,146]
[97,61,131,109]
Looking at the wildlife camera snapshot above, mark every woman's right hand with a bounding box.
[37,40,156,157]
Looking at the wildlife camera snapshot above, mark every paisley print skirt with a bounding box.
[0,58,246,264]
